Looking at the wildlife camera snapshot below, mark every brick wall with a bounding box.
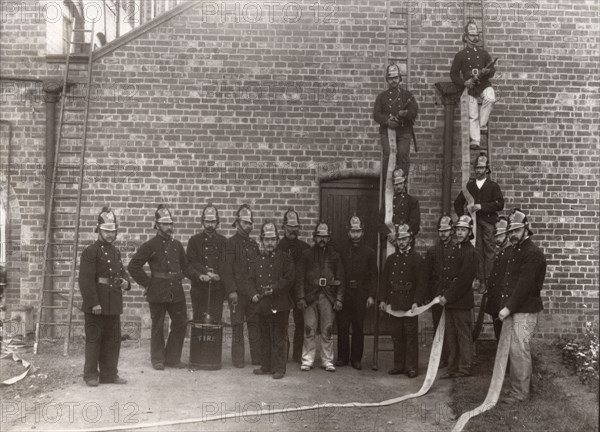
[1,0,598,338]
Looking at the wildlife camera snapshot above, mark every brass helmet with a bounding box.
[507,208,533,235]
[494,216,509,237]
[260,221,278,239]
[282,207,300,227]
[392,168,407,186]
[313,221,331,237]
[437,214,454,232]
[232,204,253,227]
[395,224,412,240]
[454,215,474,240]
[474,152,491,173]
[95,206,117,233]
[385,63,402,82]
[154,204,173,228]
[347,213,364,231]
[201,201,219,223]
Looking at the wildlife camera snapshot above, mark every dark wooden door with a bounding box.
[320,178,391,334]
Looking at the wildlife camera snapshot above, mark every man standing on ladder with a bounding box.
[454,153,504,293]
[450,20,496,150]
[373,64,419,177]
[79,207,130,387]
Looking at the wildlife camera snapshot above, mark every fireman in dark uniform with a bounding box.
[336,214,377,370]
[252,222,295,379]
[295,222,345,372]
[484,216,512,340]
[380,168,421,248]
[276,208,310,363]
[454,153,505,293]
[373,63,419,176]
[128,205,200,370]
[187,202,226,323]
[450,20,496,150]
[439,215,478,379]
[379,224,427,378]
[79,207,130,386]
[424,214,454,368]
[499,209,546,404]
[222,204,261,368]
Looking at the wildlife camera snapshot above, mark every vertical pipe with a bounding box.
[434,82,459,214]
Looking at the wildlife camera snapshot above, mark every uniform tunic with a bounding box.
[187,231,227,321]
[79,239,131,383]
[450,46,496,97]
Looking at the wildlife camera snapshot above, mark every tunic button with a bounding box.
[107,260,111,263]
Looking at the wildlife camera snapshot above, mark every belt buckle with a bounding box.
[472,68,479,77]
[318,278,327,287]
[349,280,357,289]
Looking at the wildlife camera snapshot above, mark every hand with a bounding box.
[199,274,211,283]
[297,299,307,311]
[396,110,408,117]
[387,119,400,129]
[333,300,343,312]
[119,278,129,290]
[208,272,220,281]
[92,305,102,315]
[387,233,396,245]
[228,292,238,306]
[264,285,274,296]
[366,297,375,308]
[481,67,490,76]
[252,294,260,303]
[467,204,481,214]
[464,78,476,89]
[379,301,387,312]
[411,303,418,314]
[498,307,510,321]
[438,296,447,306]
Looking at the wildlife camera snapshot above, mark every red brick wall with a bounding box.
[1,0,598,338]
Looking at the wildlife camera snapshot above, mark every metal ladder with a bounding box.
[372,0,413,370]
[34,20,95,355]
[460,1,496,342]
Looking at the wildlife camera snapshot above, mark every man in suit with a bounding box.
[455,153,504,292]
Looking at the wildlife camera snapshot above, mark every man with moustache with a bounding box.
[373,64,419,176]
[222,204,261,368]
[439,215,478,379]
[379,224,427,378]
[381,168,421,248]
[484,216,512,341]
[295,222,345,372]
[455,153,504,293]
[252,222,295,379]
[424,214,455,368]
[128,205,200,370]
[450,20,497,150]
[499,209,546,404]
[187,202,226,323]
[276,208,310,363]
[79,207,130,386]
[336,214,377,370]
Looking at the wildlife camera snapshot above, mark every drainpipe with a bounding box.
[42,79,62,332]
[434,82,460,214]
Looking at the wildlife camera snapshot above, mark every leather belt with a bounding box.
[98,277,117,285]
[152,272,183,280]
[348,280,358,289]
[312,278,340,287]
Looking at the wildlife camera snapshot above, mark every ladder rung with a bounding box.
[389,26,408,30]
[53,211,77,215]
[389,42,408,46]
[63,121,84,125]
[41,305,69,309]
[51,225,77,229]
[54,180,79,184]
[46,257,71,262]
[66,95,86,99]
[43,290,71,294]
[46,274,70,278]
[388,57,408,62]
[64,108,85,112]
[59,150,82,154]
[61,136,82,139]
[73,28,93,33]
[37,322,68,326]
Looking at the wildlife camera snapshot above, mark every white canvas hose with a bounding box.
[72,298,447,432]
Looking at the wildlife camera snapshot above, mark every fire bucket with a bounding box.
[189,322,223,370]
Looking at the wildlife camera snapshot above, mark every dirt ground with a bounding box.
[1,330,456,432]
[450,339,599,432]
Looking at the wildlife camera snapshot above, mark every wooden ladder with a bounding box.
[34,20,95,355]
[372,0,413,370]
